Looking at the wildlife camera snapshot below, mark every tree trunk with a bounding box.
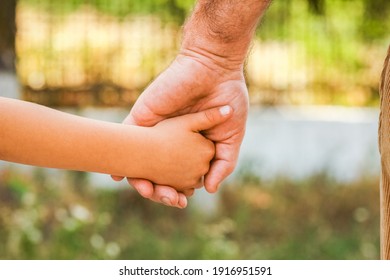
[0,0,17,72]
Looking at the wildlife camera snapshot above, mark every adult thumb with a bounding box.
[187,105,233,132]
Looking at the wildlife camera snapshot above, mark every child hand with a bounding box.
[140,105,233,191]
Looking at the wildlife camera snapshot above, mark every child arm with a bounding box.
[0,97,151,178]
[0,97,232,190]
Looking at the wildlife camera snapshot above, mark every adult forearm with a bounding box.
[0,97,147,178]
[182,0,272,67]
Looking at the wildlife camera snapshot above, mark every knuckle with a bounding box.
[204,110,216,125]
[205,141,215,158]
[131,112,149,126]
[183,189,195,197]
[225,163,236,176]
[201,164,210,175]
[185,178,198,188]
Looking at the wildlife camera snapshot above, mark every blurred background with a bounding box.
[0,0,389,259]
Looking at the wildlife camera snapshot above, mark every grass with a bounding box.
[0,168,380,260]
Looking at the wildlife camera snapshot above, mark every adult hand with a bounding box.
[113,50,248,208]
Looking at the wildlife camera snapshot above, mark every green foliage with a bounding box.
[20,0,194,23]
[221,173,380,259]
[0,169,380,259]
[17,0,390,107]
[21,0,390,34]
[360,0,390,41]
[255,0,390,106]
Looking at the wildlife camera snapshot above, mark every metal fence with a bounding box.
[18,1,183,106]
[16,0,390,107]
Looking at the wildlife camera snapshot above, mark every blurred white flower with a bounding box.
[70,204,91,222]
[105,242,120,258]
[90,234,105,250]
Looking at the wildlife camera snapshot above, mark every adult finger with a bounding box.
[126,178,155,199]
[204,142,238,193]
[127,179,188,208]
[204,159,235,193]
[151,184,188,208]
[177,193,188,208]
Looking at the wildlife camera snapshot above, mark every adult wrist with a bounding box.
[180,26,249,72]
[180,0,269,71]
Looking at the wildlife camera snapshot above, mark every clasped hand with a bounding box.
[112,54,248,208]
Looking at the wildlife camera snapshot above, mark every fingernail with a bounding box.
[219,105,231,116]
[161,197,172,206]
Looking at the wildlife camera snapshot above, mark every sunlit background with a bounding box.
[1,0,389,259]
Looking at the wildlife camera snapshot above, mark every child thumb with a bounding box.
[187,105,233,132]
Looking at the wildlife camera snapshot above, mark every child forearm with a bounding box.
[0,97,147,178]
[0,97,231,190]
